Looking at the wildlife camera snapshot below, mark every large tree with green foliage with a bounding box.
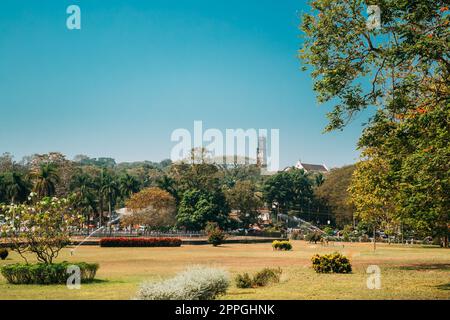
[315,165,356,227]
[70,172,97,228]
[349,153,398,249]
[118,173,140,200]
[1,171,31,204]
[300,0,449,245]
[177,188,230,231]
[31,163,60,199]
[263,169,314,216]
[225,180,262,229]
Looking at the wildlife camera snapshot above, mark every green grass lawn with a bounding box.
[0,240,449,300]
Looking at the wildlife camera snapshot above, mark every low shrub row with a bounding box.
[235,267,282,288]
[136,266,229,300]
[272,240,292,251]
[1,262,99,284]
[311,252,352,273]
[100,237,182,247]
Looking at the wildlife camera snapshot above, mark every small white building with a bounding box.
[284,161,329,174]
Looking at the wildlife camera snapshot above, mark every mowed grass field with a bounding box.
[0,240,449,300]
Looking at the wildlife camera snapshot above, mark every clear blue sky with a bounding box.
[0,0,370,168]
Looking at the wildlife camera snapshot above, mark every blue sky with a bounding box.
[0,0,371,168]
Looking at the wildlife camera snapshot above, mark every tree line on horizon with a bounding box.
[0,151,358,232]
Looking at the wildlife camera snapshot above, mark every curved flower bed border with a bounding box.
[99,237,182,247]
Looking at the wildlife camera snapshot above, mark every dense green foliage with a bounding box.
[315,165,356,227]
[1,262,99,284]
[300,0,449,244]
[225,180,262,228]
[177,189,230,230]
[263,170,314,214]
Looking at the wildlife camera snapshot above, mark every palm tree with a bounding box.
[100,170,119,225]
[31,163,60,198]
[315,173,325,187]
[93,169,106,227]
[156,175,179,203]
[70,173,97,230]
[5,171,31,203]
[118,173,140,200]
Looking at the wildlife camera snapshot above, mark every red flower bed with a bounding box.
[99,237,182,247]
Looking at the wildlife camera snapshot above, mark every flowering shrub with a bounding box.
[311,252,352,273]
[99,237,182,247]
[0,195,82,264]
[206,222,227,247]
[272,240,292,251]
[136,266,229,300]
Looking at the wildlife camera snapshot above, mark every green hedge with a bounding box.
[1,262,99,285]
[311,252,352,273]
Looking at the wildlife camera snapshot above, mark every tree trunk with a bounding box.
[108,197,112,224]
[99,195,103,227]
[373,226,376,251]
[400,222,403,245]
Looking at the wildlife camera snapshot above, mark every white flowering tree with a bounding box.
[0,194,82,264]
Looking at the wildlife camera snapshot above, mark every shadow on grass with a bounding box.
[86,279,110,284]
[435,283,450,290]
[399,263,450,271]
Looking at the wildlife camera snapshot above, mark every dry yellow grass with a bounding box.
[0,240,449,300]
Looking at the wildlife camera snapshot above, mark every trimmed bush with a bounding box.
[0,248,8,260]
[136,266,229,300]
[311,252,352,274]
[272,240,292,251]
[235,272,253,288]
[207,229,226,247]
[234,267,282,288]
[205,222,227,247]
[0,262,99,284]
[99,237,182,247]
